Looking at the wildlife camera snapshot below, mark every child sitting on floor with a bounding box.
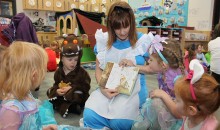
[150,59,220,130]
[196,44,209,71]
[51,40,61,59]
[0,41,57,130]
[47,34,91,117]
[43,40,57,72]
[121,36,185,129]
[184,43,196,72]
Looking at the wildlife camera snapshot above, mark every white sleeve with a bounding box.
[133,32,154,56]
[95,29,108,53]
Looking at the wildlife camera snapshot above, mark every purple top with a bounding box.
[158,68,182,98]
[2,13,38,44]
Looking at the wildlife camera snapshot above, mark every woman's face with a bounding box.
[114,25,130,41]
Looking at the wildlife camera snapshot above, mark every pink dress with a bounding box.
[180,115,218,130]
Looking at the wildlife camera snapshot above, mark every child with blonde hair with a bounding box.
[0,41,57,129]
[151,59,220,130]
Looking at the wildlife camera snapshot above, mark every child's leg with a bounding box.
[83,108,110,129]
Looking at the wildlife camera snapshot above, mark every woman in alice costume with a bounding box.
[83,1,155,130]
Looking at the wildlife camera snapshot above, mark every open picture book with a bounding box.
[99,62,139,95]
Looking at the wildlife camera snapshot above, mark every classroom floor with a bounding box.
[36,69,220,127]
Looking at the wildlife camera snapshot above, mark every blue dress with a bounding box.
[0,95,57,130]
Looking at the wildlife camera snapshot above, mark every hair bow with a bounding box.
[186,59,204,101]
[149,35,168,64]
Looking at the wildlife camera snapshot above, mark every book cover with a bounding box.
[99,62,139,95]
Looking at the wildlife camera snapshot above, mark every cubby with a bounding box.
[136,27,212,53]
[65,0,79,11]
[23,0,38,10]
[136,26,184,50]
[36,32,58,44]
[183,30,211,52]
[53,0,65,12]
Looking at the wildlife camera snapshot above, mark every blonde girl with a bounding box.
[0,41,50,129]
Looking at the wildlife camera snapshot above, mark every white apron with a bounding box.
[85,30,154,120]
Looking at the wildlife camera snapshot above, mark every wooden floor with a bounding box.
[37,69,220,127]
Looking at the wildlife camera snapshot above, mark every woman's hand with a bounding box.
[100,87,119,99]
[119,59,135,67]
[150,89,167,99]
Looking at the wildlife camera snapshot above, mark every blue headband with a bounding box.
[149,35,169,64]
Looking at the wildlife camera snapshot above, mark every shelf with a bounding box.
[185,40,209,42]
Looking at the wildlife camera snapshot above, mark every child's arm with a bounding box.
[201,53,209,66]
[119,59,155,74]
[47,70,60,98]
[136,65,155,74]
[0,106,21,130]
[63,69,91,101]
[150,89,182,119]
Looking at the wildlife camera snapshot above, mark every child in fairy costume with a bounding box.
[121,36,185,130]
[0,41,57,130]
[151,59,220,130]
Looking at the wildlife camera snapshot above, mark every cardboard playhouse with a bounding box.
[56,9,107,63]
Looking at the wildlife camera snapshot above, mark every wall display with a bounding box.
[128,0,189,27]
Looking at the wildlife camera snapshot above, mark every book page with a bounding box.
[105,63,121,89]
[105,63,139,95]
[121,67,139,92]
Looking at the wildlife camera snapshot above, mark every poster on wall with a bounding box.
[128,0,189,27]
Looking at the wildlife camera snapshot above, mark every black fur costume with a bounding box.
[47,34,91,117]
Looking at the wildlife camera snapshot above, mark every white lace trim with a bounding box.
[95,30,154,69]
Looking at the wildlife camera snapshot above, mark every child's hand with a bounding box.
[43,124,57,130]
[150,89,167,99]
[119,59,135,67]
[57,86,71,96]
[61,86,72,93]
[57,88,66,96]
[100,87,119,99]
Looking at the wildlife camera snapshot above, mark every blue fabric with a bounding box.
[132,98,182,130]
[38,100,57,125]
[84,108,134,130]
[57,125,89,130]
[94,45,98,55]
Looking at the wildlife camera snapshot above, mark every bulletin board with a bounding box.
[128,0,189,27]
